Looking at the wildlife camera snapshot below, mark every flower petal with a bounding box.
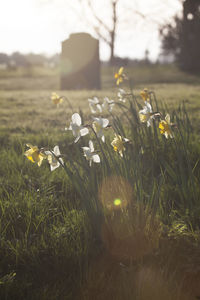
[92,154,100,163]
[80,127,89,137]
[165,113,171,124]
[89,140,94,152]
[53,145,60,156]
[118,67,124,75]
[72,113,81,126]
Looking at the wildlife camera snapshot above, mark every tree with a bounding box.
[159,15,183,61]
[79,0,150,65]
[86,0,119,64]
[160,0,200,72]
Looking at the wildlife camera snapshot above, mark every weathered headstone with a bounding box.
[60,33,101,90]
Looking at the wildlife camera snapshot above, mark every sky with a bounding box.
[0,0,182,61]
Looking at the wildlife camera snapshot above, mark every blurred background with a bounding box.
[0,0,199,90]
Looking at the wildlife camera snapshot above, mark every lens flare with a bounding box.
[99,175,133,211]
[114,198,122,206]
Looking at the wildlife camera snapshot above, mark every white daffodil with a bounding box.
[82,140,100,167]
[88,97,102,114]
[139,101,154,127]
[92,117,109,143]
[117,89,127,102]
[66,113,89,143]
[102,97,115,112]
[45,145,64,171]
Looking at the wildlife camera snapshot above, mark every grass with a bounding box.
[0,84,200,132]
[0,64,200,299]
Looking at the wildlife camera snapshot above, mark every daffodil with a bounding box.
[24,144,46,166]
[159,114,174,139]
[66,113,89,143]
[92,117,109,143]
[51,92,64,106]
[140,88,151,102]
[114,67,125,85]
[82,140,100,166]
[102,97,115,112]
[118,88,127,102]
[111,134,129,157]
[139,101,154,127]
[45,145,64,171]
[88,97,102,114]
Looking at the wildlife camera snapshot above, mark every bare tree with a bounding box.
[79,0,152,64]
[79,0,178,65]
[80,0,119,64]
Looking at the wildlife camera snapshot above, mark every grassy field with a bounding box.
[0,64,200,299]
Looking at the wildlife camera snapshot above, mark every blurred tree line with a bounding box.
[160,0,200,73]
[0,52,60,69]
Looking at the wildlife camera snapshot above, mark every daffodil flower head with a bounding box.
[51,92,64,106]
[140,88,151,102]
[159,114,174,139]
[111,134,129,157]
[24,144,46,166]
[67,113,89,143]
[102,97,115,112]
[88,97,102,114]
[92,117,109,143]
[82,140,100,166]
[139,101,153,127]
[118,88,127,102]
[45,145,64,171]
[114,67,125,85]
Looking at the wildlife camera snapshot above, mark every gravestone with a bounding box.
[60,33,101,90]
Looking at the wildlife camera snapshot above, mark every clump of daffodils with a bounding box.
[51,92,64,106]
[25,69,178,176]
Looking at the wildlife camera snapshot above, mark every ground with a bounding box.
[0,63,200,300]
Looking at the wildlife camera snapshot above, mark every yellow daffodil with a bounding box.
[51,92,64,106]
[24,144,46,166]
[159,114,174,139]
[114,67,125,85]
[140,88,151,102]
[111,134,129,157]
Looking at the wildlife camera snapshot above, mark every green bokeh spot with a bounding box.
[114,198,121,206]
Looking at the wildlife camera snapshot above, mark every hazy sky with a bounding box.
[0,0,182,60]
